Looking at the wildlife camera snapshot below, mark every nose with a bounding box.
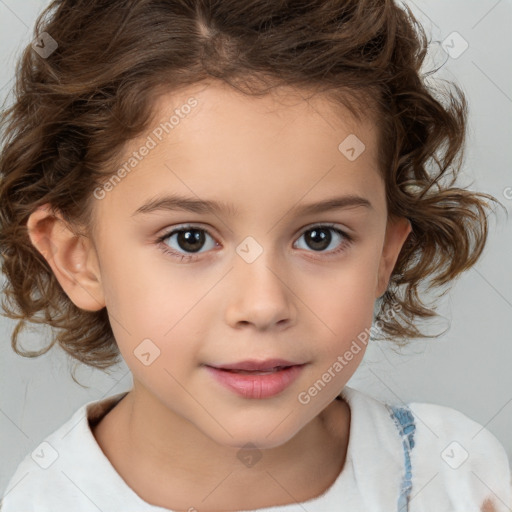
[224,246,296,331]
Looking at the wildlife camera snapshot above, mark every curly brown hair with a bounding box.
[0,0,505,373]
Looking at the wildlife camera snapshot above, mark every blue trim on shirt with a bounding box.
[386,404,416,512]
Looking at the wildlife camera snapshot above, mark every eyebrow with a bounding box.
[132,193,373,217]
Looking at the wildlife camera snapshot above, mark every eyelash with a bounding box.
[156,223,353,263]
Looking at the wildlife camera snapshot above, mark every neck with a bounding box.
[92,388,351,511]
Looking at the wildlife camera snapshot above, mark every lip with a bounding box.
[204,363,306,399]
[209,359,303,371]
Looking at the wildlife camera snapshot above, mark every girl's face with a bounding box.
[37,81,411,449]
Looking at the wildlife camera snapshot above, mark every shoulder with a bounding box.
[0,409,87,511]
[0,392,130,512]
[406,400,512,512]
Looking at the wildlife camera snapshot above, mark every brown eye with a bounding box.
[294,224,350,255]
[157,224,218,261]
[303,227,333,251]
[173,228,206,253]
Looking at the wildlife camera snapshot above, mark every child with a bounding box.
[0,0,510,510]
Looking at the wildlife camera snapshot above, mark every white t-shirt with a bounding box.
[1,386,511,511]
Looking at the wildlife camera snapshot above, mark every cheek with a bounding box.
[98,246,206,365]
[306,251,381,325]
[95,257,162,367]
[98,240,174,323]
[299,249,382,378]
[304,279,376,358]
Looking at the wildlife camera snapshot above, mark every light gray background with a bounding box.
[1,0,511,499]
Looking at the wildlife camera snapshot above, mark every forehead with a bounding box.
[149,80,377,151]
[94,81,384,223]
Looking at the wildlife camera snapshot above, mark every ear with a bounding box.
[26,204,105,311]
[375,215,412,298]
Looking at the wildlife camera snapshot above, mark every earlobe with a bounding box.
[26,204,106,311]
[375,216,412,299]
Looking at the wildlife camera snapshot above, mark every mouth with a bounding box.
[207,358,304,372]
[204,360,307,399]
[217,366,294,375]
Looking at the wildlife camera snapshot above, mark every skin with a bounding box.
[27,80,412,511]
[481,498,497,512]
